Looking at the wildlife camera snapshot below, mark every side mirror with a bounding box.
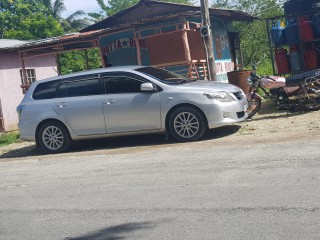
[141,82,155,92]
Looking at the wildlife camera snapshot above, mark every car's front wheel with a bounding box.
[38,121,71,154]
[168,106,208,142]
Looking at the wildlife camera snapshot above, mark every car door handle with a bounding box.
[57,102,67,108]
[104,99,115,105]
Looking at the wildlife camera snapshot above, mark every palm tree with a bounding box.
[38,0,89,31]
[63,11,92,32]
[87,11,107,23]
[87,0,108,23]
[40,0,66,19]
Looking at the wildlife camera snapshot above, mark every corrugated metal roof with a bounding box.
[0,30,105,51]
[0,39,29,49]
[0,11,200,51]
[81,0,258,32]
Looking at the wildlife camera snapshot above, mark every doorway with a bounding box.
[228,32,243,70]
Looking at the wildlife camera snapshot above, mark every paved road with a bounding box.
[0,133,320,240]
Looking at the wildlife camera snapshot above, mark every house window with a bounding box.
[20,69,36,85]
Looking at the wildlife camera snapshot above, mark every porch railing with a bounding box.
[153,60,208,80]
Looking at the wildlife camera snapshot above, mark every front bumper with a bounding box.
[202,99,248,129]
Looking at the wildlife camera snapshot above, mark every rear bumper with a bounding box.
[18,120,36,141]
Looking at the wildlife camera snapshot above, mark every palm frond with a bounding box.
[40,0,52,9]
[88,12,106,22]
[66,10,86,22]
[96,0,109,12]
[53,0,66,18]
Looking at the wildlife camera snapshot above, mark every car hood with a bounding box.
[176,80,241,92]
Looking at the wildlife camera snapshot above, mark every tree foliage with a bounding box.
[39,0,66,19]
[59,49,102,74]
[36,0,90,32]
[212,0,285,72]
[0,0,64,39]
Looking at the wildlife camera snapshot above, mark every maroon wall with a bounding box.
[147,32,186,65]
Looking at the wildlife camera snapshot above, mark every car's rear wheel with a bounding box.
[38,121,71,154]
[168,106,207,142]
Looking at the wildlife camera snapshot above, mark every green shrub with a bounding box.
[0,132,20,147]
[256,61,274,76]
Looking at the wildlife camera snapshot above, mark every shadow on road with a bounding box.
[64,221,155,240]
[0,125,241,159]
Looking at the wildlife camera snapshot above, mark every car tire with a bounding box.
[168,106,208,142]
[38,121,71,154]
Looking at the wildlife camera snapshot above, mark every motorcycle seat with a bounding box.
[285,69,320,86]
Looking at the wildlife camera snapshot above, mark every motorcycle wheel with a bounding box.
[297,85,320,111]
[247,97,262,118]
[298,95,320,111]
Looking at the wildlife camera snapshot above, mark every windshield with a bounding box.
[136,67,195,85]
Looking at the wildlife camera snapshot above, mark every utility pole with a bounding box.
[200,0,217,81]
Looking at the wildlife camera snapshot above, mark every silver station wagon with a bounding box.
[17,66,248,153]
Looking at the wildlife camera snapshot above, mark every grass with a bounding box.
[0,131,20,147]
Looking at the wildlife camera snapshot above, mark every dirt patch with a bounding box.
[1,100,319,160]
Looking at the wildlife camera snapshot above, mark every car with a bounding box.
[17,66,248,154]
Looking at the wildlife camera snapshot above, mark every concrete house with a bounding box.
[0,39,58,132]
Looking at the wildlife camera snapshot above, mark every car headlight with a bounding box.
[203,91,235,102]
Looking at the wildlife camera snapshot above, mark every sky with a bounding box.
[62,0,107,17]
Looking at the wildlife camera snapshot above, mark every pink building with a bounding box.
[0,40,58,132]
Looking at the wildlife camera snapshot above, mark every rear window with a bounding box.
[32,80,60,100]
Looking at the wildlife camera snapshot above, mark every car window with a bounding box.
[103,76,145,94]
[57,79,100,98]
[56,82,67,98]
[33,80,60,100]
[136,67,194,85]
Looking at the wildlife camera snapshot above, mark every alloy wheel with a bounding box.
[173,112,200,139]
[42,126,64,151]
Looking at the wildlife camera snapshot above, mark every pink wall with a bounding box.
[0,52,58,132]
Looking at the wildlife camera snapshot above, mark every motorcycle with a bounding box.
[246,66,320,118]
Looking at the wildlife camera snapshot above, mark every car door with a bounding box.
[53,76,107,136]
[102,73,161,134]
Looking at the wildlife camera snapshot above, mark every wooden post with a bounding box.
[134,31,142,65]
[182,29,192,62]
[238,39,244,70]
[203,62,207,79]
[84,49,89,70]
[200,0,217,81]
[0,98,4,132]
[98,46,106,68]
[56,53,61,75]
[20,51,28,85]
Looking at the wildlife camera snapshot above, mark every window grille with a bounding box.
[20,69,36,85]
